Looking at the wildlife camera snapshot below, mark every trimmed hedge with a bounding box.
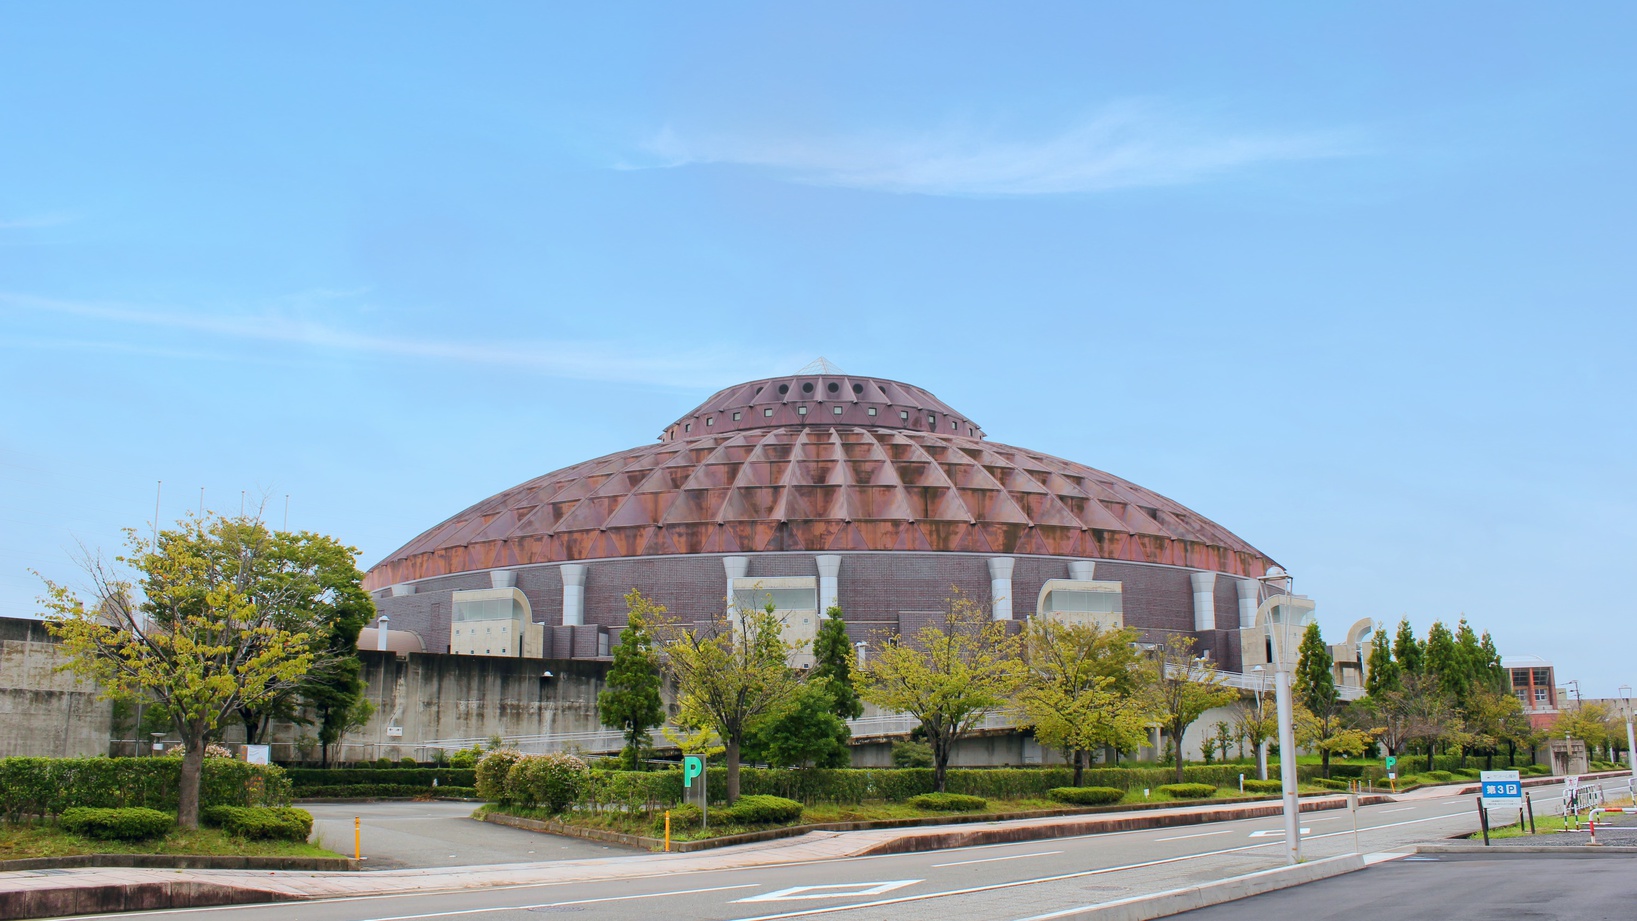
[286,768,476,789]
[1310,778,1352,791]
[201,806,313,841]
[294,784,478,799]
[907,792,988,811]
[1241,779,1283,794]
[723,795,805,824]
[60,807,173,841]
[654,803,702,831]
[1156,783,1216,799]
[1047,787,1124,806]
[0,757,290,821]
[556,763,1328,809]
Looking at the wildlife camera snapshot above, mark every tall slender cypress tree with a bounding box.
[598,590,666,770]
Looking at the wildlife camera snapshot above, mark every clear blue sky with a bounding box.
[3,3,1633,694]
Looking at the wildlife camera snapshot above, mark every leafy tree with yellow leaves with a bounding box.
[1150,634,1240,784]
[859,589,1022,793]
[1017,618,1152,786]
[652,591,805,802]
[39,515,319,827]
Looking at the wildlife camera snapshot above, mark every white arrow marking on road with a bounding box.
[736,880,921,902]
[1247,827,1311,837]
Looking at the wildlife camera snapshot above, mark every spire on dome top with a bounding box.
[796,357,846,375]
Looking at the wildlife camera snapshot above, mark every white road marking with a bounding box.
[1381,806,1415,813]
[1153,831,1229,842]
[736,880,920,902]
[1247,827,1310,837]
[284,884,763,921]
[933,851,1061,867]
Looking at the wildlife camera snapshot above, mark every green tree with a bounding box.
[1424,621,1465,705]
[654,592,805,802]
[1364,627,1399,699]
[858,589,1022,792]
[40,515,319,827]
[599,590,668,770]
[743,679,852,768]
[1392,618,1423,676]
[811,606,864,720]
[1149,635,1240,784]
[1556,704,1614,761]
[1293,622,1341,777]
[1016,618,1152,786]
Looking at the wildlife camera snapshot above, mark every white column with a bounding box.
[489,569,516,589]
[560,563,586,626]
[816,555,841,614]
[1190,571,1217,631]
[723,556,749,613]
[376,615,389,651]
[1237,579,1259,629]
[1067,560,1096,581]
[988,557,1015,621]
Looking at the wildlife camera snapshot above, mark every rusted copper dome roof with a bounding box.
[363,371,1274,589]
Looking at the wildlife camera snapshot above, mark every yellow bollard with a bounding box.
[354,816,361,860]
[664,810,671,852]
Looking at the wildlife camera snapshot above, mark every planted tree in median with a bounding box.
[598,590,668,770]
[1293,622,1344,777]
[1016,618,1152,786]
[859,589,1022,793]
[40,514,320,827]
[1150,635,1239,784]
[654,591,805,802]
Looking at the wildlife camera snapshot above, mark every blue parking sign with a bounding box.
[1481,770,1522,802]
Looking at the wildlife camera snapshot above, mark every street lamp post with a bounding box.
[1620,685,1635,779]
[1258,568,1302,866]
[1252,665,1269,781]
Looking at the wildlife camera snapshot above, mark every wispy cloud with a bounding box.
[0,292,800,389]
[633,102,1361,196]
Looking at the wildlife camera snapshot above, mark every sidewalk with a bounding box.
[0,793,1382,920]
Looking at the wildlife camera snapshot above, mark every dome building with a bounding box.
[365,363,1279,672]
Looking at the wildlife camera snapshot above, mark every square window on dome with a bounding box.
[706,417,714,426]
[900,410,909,420]
[868,407,878,416]
[833,406,843,415]
[797,406,808,415]
[732,412,741,420]
[764,408,774,417]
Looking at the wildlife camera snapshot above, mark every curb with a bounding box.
[485,794,1393,854]
[0,854,356,873]
[1414,843,1637,856]
[1011,854,1366,921]
[0,881,300,921]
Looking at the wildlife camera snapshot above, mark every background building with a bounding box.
[365,364,1288,677]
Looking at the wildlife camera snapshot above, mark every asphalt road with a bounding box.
[82,780,1592,921]
[1171,853,1634,921]
[302,801,635,868]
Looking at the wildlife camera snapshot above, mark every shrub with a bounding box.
[475,750,525,803]
[1242,779,1284,794]
[908,792,988,812]
[1522,763,1551,775]
[1311,778,1351,791]
[1047,787,1124,806]
[654,802,703,832]
[1156,783,1216,799]
[1328,764,1365,779]
[59,807,173,841]
[723,794,804,825]
[201,806,313,841]
[891,741,934,769]
[449,746,484,769]
[506,754,591,814]
[1424,770,1455,783]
